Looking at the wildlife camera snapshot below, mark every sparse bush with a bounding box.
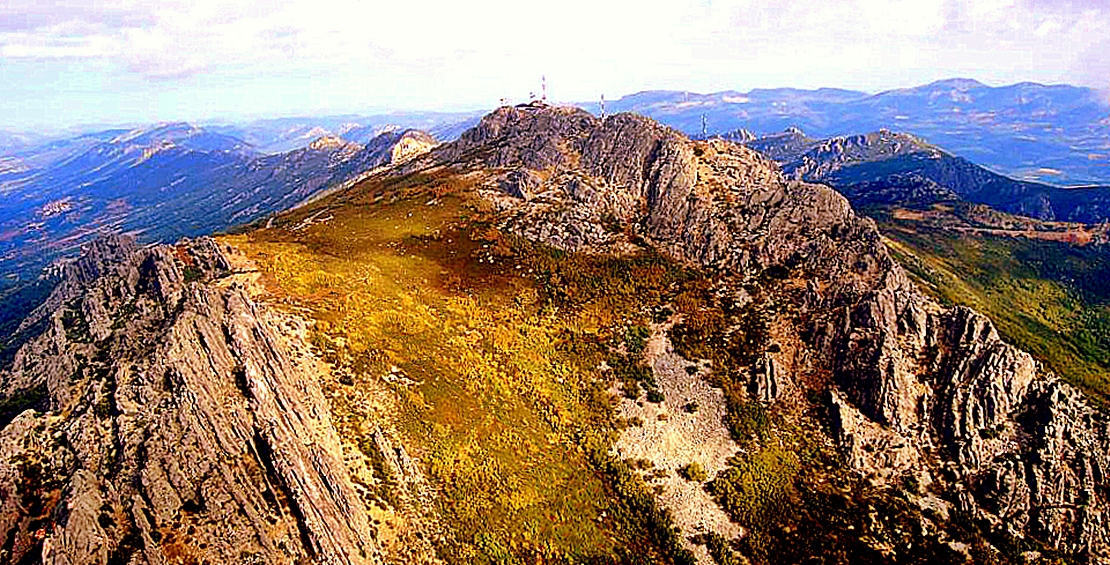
[978,426,1003,440]
[183,266,204,283]
[625,324,651,354]
[724,394,770,442]
[678,461,708,482]
[700,531,748,565]
[706,445,800,538]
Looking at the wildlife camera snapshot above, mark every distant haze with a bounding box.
[1,0,1108,131]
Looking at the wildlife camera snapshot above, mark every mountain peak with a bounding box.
[415,103,880,284]
[925,77,987,90]
[104,122,252,154]
[307,135,351,151]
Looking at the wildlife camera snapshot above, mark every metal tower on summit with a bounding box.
[542,75,547,103]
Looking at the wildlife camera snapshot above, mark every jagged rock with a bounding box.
[413,105,889,295]
[820,247,1110,560]
[828,389,921,482]
[0,235,380,565]
[386,130,436,164]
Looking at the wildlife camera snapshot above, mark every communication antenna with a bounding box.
[600,94,606,119]
[701,114,707,138]
[542,75,547,103]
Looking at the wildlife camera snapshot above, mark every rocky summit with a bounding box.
[1,103,1107,565]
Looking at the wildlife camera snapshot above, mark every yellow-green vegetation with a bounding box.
[707,444,800,554]
[881,222,1110,407]
[224,169,697,564]
[677,462,707,483]
[697,532,747,565]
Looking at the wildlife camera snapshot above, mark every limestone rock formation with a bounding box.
[415,103,887,295]
[0,236,380,565]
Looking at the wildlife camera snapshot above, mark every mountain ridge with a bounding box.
[1,103,1107,564]
[0,125,438,288]
[392,103,1110,559]
[743,127,1110,222]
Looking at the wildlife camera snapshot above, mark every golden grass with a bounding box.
[222,171,692,563]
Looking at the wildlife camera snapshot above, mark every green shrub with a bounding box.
[724,395,770,442]
[625,324,651,354]
[701,531,747,565]
[678,462,708,482]
[183,266,204,283]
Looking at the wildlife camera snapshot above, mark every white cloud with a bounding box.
[0,0,1107,118]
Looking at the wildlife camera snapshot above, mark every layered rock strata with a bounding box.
[0,236,380,565]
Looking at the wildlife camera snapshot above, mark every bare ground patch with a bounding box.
[611,319,743,564]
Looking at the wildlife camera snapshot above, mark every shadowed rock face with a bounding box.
[821,283,1110,560]
[418,104,1110,561]
[0,235,379,565]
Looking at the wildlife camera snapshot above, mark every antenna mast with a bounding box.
[542,75,547,103]
[600,94,606,119]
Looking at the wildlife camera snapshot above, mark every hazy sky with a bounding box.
[2,0,1108,131]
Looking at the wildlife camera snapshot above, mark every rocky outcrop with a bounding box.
[417,103,889,295]
[0,235,380,565]
[292,129,438,210]
[820,275,1110,561]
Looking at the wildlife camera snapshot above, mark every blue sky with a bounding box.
[2,0,1109,132]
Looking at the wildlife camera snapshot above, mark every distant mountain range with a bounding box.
[585,78,1110,185]
[207,110,481,154]
[1,77,1107,292]
[743,128,1110,223]
[0,110,480,157]
[0,123,437,289]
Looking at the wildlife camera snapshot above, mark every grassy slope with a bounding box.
[879,219,1110,407]
[223,170,696,564]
